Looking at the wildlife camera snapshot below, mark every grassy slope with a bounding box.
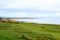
[0,21,60,40]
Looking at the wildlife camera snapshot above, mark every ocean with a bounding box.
[15,17,60,24]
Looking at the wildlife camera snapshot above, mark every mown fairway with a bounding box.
[0,21,60,40]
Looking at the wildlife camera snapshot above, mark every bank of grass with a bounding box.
[0,21,60,40]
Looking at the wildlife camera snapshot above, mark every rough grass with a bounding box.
[0,21,60,40]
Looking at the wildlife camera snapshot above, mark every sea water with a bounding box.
[15,17,60,24]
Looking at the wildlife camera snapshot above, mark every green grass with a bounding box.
[0,21,60,40]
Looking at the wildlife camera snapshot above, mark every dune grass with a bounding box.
[0,21,60,40]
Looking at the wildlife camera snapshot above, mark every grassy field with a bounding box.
[0,21,60,40]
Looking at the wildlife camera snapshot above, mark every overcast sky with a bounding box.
[0,0,60,17]
[0,0,60,24]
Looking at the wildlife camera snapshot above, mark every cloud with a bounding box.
[0,0,60,24]
[0,0,60,9]
[0,12,29,17]
[0,0,60,17]
[5,0,60,9]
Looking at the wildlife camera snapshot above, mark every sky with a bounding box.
[0,0,60,24]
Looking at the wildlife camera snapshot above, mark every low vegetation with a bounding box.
[0,18,60,40]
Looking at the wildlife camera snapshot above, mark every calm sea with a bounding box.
[15,17,60,24]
